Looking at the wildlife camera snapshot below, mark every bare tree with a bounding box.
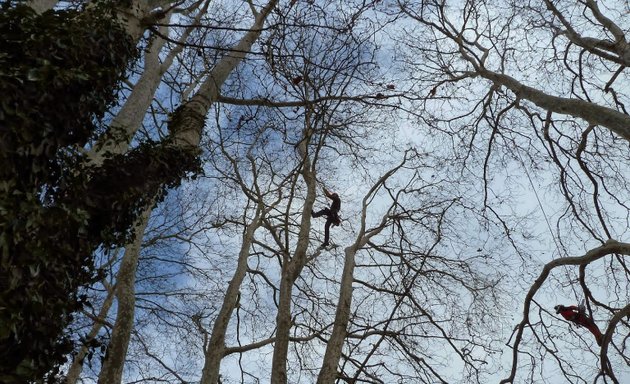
[172,3,507,383]
[396,0,630,381]
[316,150,417,384]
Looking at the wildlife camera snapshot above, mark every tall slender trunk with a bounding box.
[316,247,356,384]
[199,213,262,384]
[83,1,277,382]
[65,284,116,384]
[270,134,317,384]
[97,207,151,384]
[270,270,294,384]
[316,156,409,383]
[77,18,172,384]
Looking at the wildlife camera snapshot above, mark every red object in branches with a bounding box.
[555,305,603,346]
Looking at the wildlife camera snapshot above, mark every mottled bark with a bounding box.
[199,213,262,384]
[270,272,294,384]
[113,0,154,44]
[480,69,630,142]
[270,132,317,384]
[168,0,279,151]
[26,0,57,13]
[316,159,408,384]
[97,207,151,384]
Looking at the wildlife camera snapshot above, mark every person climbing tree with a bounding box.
[312,187,341,247]
[554,304,603,346]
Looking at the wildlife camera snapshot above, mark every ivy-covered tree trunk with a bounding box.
[84,9,205,381]
[0,0,278,381]
[0,4,139,382]
[0,2,181,381]
[64,284,116,384]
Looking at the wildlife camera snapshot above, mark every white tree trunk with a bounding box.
[317,156,410,383]
[87,30,168,165]
[97,207,151,384]
[26,0,57,13]
[199,213,262,384]
[89,2,208,164]
[480,69,630,141]
[270,134,317,384]
[113,0,154,44]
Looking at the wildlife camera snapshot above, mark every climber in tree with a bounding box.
[312,187,341,247]
[555,304,603,346]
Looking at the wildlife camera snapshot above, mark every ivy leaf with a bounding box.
[26,68,42,81]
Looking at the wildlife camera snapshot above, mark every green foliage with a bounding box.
[79,141,202,245]
[0,2,202,380]
[0,2,144,382]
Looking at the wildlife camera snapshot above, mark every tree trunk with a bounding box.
[113,0,154,44]
[270,134,317,384]
[65,283,116,384]
[83,2,277,382]
[200,213,262,384]
[85,7,211,381]
[317,156,409,383]
[97,207,151,384]
[89,2,208,165]
[480,69,630,141]
[166,0,279,152]
[26,0,57,13]
[316,247,356,384]
[88,25,169,164]
[270,271,293,384]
